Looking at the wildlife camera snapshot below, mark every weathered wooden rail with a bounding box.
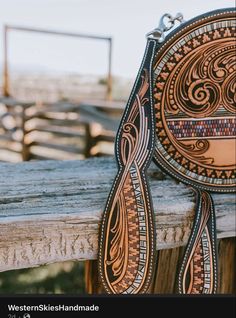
[0,157,235,276]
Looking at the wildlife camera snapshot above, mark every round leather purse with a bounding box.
[98,8,236,294]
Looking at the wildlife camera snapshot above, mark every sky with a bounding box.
[0,0,234,78]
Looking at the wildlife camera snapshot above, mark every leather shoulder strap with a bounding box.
[98,39,158,294]
[178,190,218,294]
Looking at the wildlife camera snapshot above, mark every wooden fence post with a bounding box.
[218,237,236,294]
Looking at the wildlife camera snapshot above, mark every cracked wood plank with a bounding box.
[0,157,235,272]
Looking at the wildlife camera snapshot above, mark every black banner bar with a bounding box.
[0,295,235,318]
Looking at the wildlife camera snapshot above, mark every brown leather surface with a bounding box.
[153,10,236,191]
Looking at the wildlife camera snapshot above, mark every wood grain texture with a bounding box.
[218,237,236,293]
[152,247,184,294]
[0,157,235,272]
[85,260,102,294]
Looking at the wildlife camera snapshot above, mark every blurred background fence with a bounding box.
[0,25,125,163]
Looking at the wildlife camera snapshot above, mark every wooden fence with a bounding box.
[0,158,235,293]
[0,96,123,162]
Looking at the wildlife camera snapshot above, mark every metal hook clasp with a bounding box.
[146,12,184,43]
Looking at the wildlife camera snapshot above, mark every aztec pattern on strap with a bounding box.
[178,190,217,294]
[98,40,157,294]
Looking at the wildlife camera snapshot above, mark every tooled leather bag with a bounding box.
[98,8,236,294]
